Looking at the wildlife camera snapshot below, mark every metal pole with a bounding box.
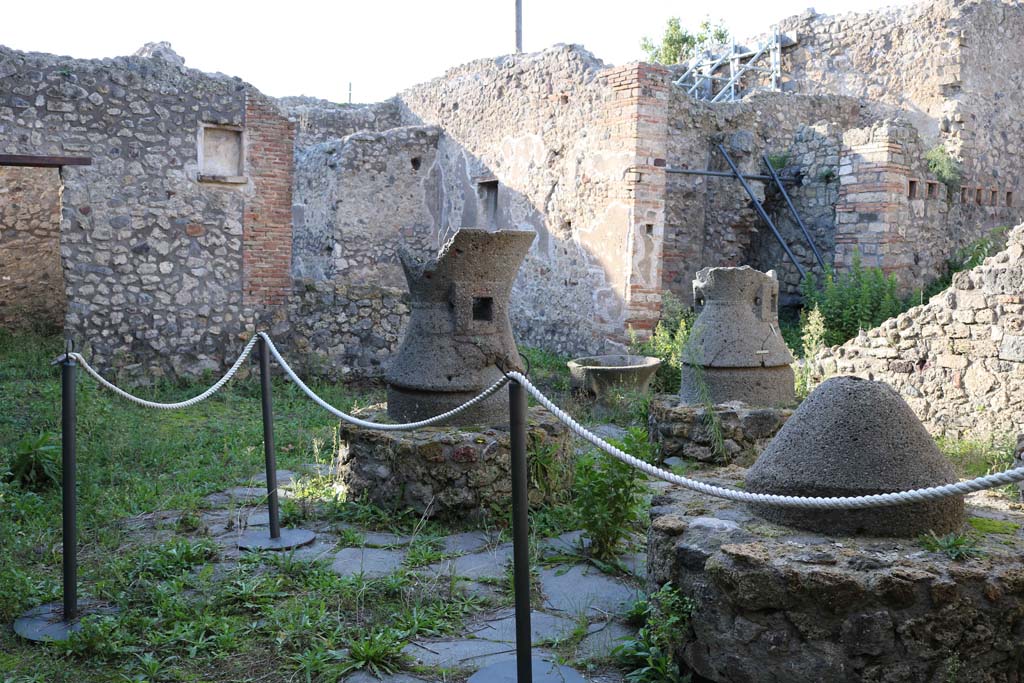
[509,380,532,683]
[259,337,281,540]
[761,153,827,270]
[61,352,78,622]
[717,144,807,279]
[515,0,523,53]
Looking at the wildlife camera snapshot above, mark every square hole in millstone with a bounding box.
[472,296,494,321]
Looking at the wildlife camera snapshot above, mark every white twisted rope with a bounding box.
[508,371,1024,510]
[70,335,260,410]
[257,333,508,431]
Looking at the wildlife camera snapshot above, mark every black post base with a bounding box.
[468,656,587,682]
[237,527,316,551]
[14,600,117,642]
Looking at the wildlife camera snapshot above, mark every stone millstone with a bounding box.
[745,376,963,536]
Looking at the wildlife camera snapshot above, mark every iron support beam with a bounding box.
[761,153,827,271]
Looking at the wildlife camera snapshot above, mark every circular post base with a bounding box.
[467,656,587,682]
[237,527,316,551]
[14,600,117,642]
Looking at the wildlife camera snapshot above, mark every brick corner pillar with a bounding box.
[606,62,671,345]
[243,92,296,307]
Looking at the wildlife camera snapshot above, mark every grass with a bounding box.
[0,329,504,682]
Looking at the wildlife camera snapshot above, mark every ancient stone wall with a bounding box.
[395,46,668,355]
[812,222,1024,438]
[665,89,863,301]
[279,97,403,149]
[0,166,64,330]
[292,125,441,287]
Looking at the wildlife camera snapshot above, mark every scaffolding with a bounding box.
[674,29,793,102]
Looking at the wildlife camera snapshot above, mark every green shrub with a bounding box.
[575,427,649,561]
[794,307,826,399]
[925,145,963,194]
[919,531,982,561]
[801,250,906,346]
[766,153,790,171]
[5,432,60,490]
[630,291,694,393]
[614,583,694,683]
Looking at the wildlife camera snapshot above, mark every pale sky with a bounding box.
[3,0,915,104]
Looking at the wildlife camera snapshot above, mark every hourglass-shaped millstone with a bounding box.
[680,266,795,408]
[385,229,535,427]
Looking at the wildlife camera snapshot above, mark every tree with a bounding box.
[641,17,730,65]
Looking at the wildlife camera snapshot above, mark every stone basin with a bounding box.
[567,354,661,398]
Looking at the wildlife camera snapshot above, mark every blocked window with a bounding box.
[926,182,939,200]
[960,187,969,204]
[976,188,984,205]
[991,189,999,205]
[1007,191,1014,207]
[907,180,918,199]
[198,125,245,182]
[477,180,498,228]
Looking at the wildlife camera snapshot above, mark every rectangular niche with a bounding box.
[477,180,498,229]
[198,124,246,184]
[1007,191,1014,207]
[907,180,919,199]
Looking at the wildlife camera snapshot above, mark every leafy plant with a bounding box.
[818,167,837,183]
[614,583,694,683]
[766,153,790,171]
[801,250,905,346]
[630,291,693,394]
[641,17,729,64]
[574,428,649,561]
[925,145,963,195]
[5,432,60,489]
[681,326,728,460]
[338,628,408,677]
[794,306,826,399]
[919,531,983,560]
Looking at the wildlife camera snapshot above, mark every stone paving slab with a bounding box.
[344,673,430,683]
[360,531,413,547]
[331,547,406,578]
[424,543,513,580]
[402,637,517,670]
[464,608,577,644]
[443,530,495,555]
[540,564,641,617]
[577,620,635,660]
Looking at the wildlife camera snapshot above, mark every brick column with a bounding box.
[243,93,295,306]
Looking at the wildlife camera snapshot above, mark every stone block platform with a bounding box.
[338,407,571,519]
[648,395,793,465]
[647,466,1024,682]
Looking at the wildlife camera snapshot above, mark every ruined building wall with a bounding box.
[812,222,1024,438]
[0,166,64,330]
[279,97,404,148]
[0,45,296,379]
[665,89,863,301]
[395,46,668,354]
[292,125,441,286]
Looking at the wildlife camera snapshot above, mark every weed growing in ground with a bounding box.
[614,582,694,683]
[575,427,650,561]
[919,531,983,560]
[5,431,60,489]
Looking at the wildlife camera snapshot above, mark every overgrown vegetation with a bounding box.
[925,144,963,196]
[800,251,905,347]
[630,291,693,393]
[614,583,694,683]
[640,17,729,65]
[794,306,826,398]
[574,427,650,561]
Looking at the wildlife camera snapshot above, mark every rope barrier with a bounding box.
[506,371,1024,510]
[70,335,260,410]
[256,333,508,431]
[66,333,1024,508]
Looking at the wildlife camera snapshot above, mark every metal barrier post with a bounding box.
[14,343,115,641]
[510,379,533,683]
[237,336,315,551]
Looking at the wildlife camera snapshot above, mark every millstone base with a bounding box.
[237,527,316,551]
[338,407,571,520]
[647,467,1024,682]
[648,395,793,465]
[680,364,795,408]
[468,656,587,682]
[14,600,117,642]
[386,384,509,428]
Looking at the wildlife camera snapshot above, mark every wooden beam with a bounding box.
[0,154,92,168]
